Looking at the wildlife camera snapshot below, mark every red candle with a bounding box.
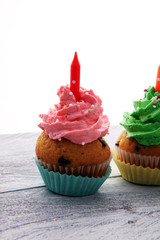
[155,65,160,93]
[70,52,80,101]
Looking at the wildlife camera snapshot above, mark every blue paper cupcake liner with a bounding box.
[35,158,112,196]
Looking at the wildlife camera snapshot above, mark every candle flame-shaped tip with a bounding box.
[155,65,160,93]
[72,52,80,66]
[74,52,78,61]
[157,65,160,78]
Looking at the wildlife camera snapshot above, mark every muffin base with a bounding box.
[113,149,160,185]
[115,146,160,168]
[37,153,112,178]
[35,157,112,196]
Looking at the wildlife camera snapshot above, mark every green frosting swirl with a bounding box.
[121,86,160,145]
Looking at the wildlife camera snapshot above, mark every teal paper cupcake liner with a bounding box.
[35,158,112,196]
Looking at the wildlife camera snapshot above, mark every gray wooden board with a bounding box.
[0,126,123,193]
[1,177,160,240]
[2,126,160,240]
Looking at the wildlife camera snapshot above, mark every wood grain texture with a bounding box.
[0,132,44,192]
[1,126,160,240]
[1,177,160,240]
[0,126,123,193]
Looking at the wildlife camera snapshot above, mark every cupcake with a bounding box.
[35,52,112,196]
[113,78,160,185]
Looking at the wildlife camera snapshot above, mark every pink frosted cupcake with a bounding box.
[35,52,112,196]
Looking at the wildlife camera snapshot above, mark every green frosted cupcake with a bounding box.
[113,86,160,185]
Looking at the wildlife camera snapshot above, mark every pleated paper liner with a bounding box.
[115,146,160,168]
[113,149,160,185]
[37,154,112,178]
[35,157,112,196]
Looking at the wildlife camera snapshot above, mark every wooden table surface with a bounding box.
[1,126,160,240]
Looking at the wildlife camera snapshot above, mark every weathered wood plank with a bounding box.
[0,126,123,192]
[0,132,44,192]
[1,177,160,240]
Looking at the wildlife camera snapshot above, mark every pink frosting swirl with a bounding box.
[39,85,110,144]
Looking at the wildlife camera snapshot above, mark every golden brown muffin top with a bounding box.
[36,131,111,168]
[116,130,160,156]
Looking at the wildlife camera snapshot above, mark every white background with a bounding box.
[1,0,160,134]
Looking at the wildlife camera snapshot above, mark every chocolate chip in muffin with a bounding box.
[98,138,107,147]
[58,156,71,166]
[115,142,119,147]
[135,145,140,152]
